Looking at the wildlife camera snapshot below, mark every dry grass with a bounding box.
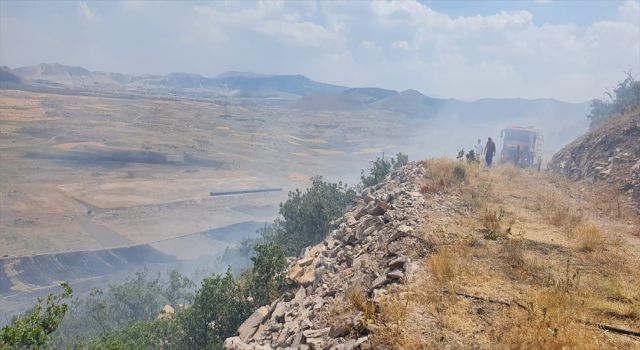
[481,208,512,240]
[420,159,470,194]
[501,237,526,269]
[548,204,584,232]
[365,161,640,349]
[495,290,607,350]
[368,289,423,350]
[497,163,519,178]
[588,277,640,320]
[428,246,457,283]
[574,224,605,252]
[428,244,471,284]
[346,287,377,331]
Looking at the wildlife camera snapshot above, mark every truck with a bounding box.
[499,126,544,169]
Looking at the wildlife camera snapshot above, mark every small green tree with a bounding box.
[249,243,287,306]
[107,270,167,328]
[361,152,409,187]
[465,150,478,164]
[392,152,409,169]
[264,176,355,255]
[588,72,640,128]
[179,268,253,349]
[1,282,72,349]
[165,270,196,306]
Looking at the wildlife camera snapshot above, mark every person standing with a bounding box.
[474,139,484,160]
[514,145,522,168]
[485,137,496,167]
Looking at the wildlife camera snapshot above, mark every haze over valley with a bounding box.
[0,1,638,348]
[0,62,592,312]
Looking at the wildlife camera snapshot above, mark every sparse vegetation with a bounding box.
[588,72,640,128]
[420,158,470,194]
[428,246,458,283]
[360,152,409,187]
[501,237,526,269]
[481,208,510,240]
[367,164,639,349]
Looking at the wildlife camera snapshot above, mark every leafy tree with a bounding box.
[51,270,194,348]
[179,268,253,349]
[108,270,167,328]
[264,176,356,255]
[392,152,409,168]
[360,152,409,187]
[0,282,72,349]
[165,270,196,306]
[81,319,183,350]
[249,243,287,306]
[588,72,640,128]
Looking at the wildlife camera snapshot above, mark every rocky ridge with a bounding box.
[548,110,640,209]
[224,162,437,349]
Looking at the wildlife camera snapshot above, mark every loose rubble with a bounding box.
[224,162,435,349]
[548,111,640,210]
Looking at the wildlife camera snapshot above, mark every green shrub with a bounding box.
[360,153,409,187]
[588,72,640,128]
[453,164,467,182]
[249,243,287,306]
[263,176,355,255]
[1,282,72,350]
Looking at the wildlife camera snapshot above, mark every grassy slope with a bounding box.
[356,160,640,349]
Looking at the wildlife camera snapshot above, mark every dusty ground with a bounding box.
[0,89,422,257]
[369,162,639,349]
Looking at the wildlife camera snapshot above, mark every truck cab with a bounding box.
[500,126,543,169]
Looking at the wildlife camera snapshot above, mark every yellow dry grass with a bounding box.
[574,224,605,252]
[366,163,640,350]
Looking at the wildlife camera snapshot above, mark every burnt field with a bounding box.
[23,149,223,168]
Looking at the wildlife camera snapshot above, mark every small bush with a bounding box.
[428,246,462,283]
[453,164,466,182]
[502,238,526,269]
[421,159,468,194]
[360,153,409,187]
[481,209,509,240]
[574,224,604,252]
[347,288,376,331]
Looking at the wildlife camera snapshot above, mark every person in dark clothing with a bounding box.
[514,145,522,167]
[485,137,496,167]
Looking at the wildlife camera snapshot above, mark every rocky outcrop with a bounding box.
[224,163,433,349]
[548,110,640,209]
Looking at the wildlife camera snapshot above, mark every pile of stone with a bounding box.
[224,163,434,350]
[548,110,640,209]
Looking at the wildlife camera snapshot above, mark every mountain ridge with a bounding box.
[3,63,588,104]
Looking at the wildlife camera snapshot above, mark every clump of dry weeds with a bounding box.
[420,159,471,194]
[573,224,605,252]
[495,289,607,350]
[501,237,526,269]
[481,208,513,240]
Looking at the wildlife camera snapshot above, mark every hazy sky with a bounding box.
[1,0,639,102]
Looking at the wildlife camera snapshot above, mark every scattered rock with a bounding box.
[224,162,439,350]
[238,306,269,342]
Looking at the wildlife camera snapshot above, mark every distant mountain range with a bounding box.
[1,63,591,121]
[0,63,347,99]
